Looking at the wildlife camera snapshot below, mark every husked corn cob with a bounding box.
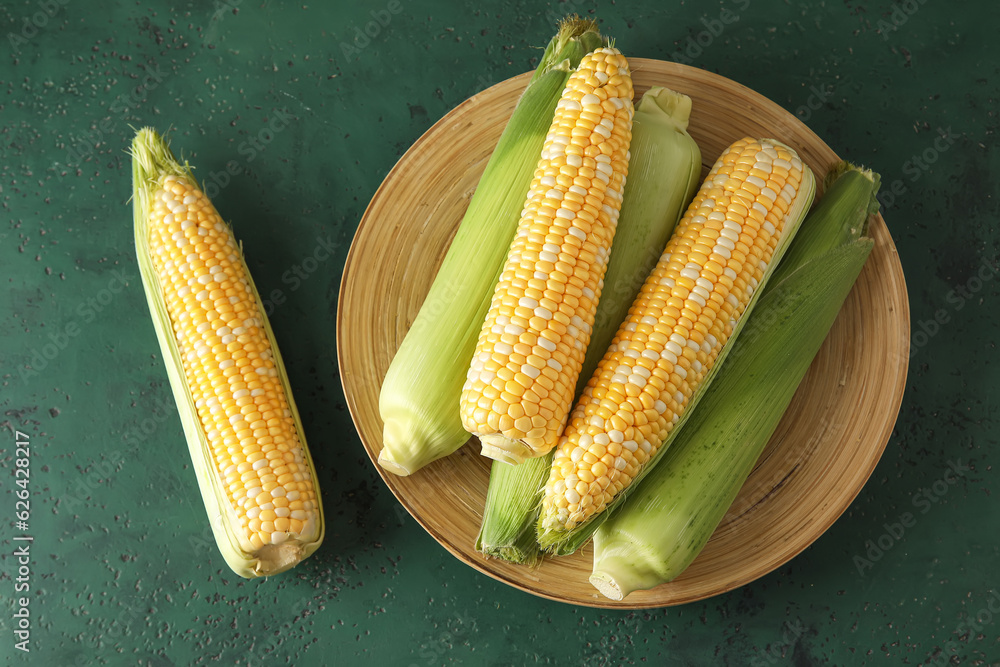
[476,85,702,564]
[460,46,635,465]
[537,137,816,551]
[590,163,879,600]
[377,17,604,476]
[132,128,323,578]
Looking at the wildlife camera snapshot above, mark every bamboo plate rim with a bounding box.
[337,59,910,608]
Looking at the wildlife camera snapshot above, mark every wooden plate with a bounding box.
[337,59,909,608]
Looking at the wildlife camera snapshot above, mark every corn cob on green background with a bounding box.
[0,1,993,665]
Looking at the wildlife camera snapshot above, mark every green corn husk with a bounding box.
[377,17,603,476]
[476,455,552,563]
[536,139,817,557]
[589,163,880,600]
[577,87,703,395]
[476,88,702,563]
[131,128,324,578]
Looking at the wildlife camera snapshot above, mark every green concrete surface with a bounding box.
[1,0,996,664]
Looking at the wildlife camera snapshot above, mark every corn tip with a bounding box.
[636,86,694,131]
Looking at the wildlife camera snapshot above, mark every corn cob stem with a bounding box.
[590,163,879,600]
[132,128,324,578]
[377,17,603,476]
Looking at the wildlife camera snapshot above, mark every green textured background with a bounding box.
[1,0,996,664]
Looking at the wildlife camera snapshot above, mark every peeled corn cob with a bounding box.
[460,46,635,465]
[476,86,701,563]
[377,17,604,476]
[131,128,324,578]
[537,137,816,553]
[590,163,879,600]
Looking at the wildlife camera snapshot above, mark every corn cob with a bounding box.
[131,128,323,578]
[476,86,701,563]
[590,163,879,600]
[377,17,603,476]
[537,137,816,554]
[460,46,635,465]
[576,86,702,395]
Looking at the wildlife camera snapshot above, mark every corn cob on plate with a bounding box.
[337,59,909,608]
